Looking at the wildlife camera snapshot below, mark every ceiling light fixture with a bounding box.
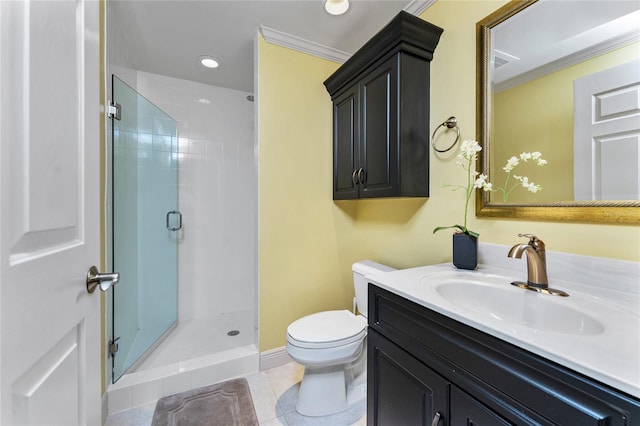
[325,0,349,15]
[199,56,220,69]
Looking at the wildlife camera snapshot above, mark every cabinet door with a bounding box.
[359,56,398,198]
[332,84,359,199]
[450,386,514,426]
[368,329,448,426]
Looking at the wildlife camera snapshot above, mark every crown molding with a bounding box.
[495,29,640,93]
[403,0,436,16]
[259,1,437,64]
[259,25,351,64]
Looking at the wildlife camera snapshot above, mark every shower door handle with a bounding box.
[166,210,182,231]
[87,266,120,293]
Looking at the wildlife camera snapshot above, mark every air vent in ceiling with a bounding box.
[493,49,520,69]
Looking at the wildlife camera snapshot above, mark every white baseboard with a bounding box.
[259,346,293,371]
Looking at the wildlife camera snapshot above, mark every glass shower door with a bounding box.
[111,76,179,382]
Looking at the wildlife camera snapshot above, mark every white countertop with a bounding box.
[366,253,640,399]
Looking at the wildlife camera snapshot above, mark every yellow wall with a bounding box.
[493,42,640,203]
[257,38,357,350]
[257,0,640,352]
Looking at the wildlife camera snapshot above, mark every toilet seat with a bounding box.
[287,310,366,349]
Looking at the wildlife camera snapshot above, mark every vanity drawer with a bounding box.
[368,283,640,425]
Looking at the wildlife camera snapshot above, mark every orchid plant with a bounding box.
[433,140,547,239]
[433,140,491,238]
[495,152,547,202]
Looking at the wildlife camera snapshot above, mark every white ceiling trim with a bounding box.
[495,29,640,93]
[259,1,436,64]
[259,25,351,64]
[403,0,436,16]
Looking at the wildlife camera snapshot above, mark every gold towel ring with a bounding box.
[431,116,460,153]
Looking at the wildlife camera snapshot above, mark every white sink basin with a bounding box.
[434,281,605,335]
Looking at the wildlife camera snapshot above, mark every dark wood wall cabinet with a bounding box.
[367,284,640,425]
[323,12,443,200]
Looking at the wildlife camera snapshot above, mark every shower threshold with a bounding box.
[107,312,258,415]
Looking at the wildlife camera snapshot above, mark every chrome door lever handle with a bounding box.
[86,266,120,293]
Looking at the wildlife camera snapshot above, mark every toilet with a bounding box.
[286,260,396,417]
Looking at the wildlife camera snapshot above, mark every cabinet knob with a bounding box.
[357,168,365,185]
[431,411,442,426]
[352,169,359,185]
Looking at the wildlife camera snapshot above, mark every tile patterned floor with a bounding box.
[105,361,366,426]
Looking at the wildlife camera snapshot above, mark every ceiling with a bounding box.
[107,0,431,93]
[106,0,640,94]
[492,0,640,86]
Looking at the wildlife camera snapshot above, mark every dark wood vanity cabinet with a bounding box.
[367,284,640,426]
[371,326,448,425]
[324,12,443,200]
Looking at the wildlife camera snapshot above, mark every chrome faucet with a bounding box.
[508,234,568,297]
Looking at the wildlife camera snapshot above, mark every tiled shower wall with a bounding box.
[128,70,257,325]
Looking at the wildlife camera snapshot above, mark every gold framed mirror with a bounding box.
[476,0,640,224]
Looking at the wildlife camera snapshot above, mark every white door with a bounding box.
[574,59,640,200]
[0,1,102,425]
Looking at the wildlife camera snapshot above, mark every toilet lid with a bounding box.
[287,310,366,348]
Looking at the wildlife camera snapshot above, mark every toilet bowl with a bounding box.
[286,260,395,417]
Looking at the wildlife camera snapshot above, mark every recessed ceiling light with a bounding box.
[325,0,349,15]
[199,56,220,69]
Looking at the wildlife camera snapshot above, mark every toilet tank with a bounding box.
[352,260,396,317]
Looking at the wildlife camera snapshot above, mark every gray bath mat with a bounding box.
[151,378,258,426]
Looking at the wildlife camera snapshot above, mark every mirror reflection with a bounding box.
[482,0,640,205]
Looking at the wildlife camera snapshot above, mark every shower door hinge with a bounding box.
[109,337,120,357]
[108,100,121,120]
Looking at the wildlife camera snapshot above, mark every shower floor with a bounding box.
[132,310,255,372]
[108,309,258,414]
